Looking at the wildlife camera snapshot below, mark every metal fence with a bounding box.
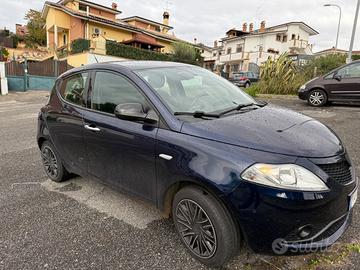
[5,59,73,91]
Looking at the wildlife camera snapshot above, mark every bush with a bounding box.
[71,39,90,54]
[303,54,346,78]
[244,84,259,97]
[106,40,173,61]
[172,42,202,65]
[352,55,360,61]
[257,53,304,95]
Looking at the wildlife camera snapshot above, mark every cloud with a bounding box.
[1,0,359,52]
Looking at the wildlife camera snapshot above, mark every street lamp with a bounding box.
[347,0,360,63]
[324,4,342,52]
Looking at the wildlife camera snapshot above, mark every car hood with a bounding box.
[181,105,343,158]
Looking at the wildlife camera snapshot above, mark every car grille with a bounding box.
[318,160,353,185]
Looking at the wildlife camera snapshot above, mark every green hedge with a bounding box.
[71,38,90,54]
[106,40,173,61]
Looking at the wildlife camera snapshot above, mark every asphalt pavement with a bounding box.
[0,91,359,270]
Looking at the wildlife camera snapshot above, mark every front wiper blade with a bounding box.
[174,111,220,118]
[219,102,265,116]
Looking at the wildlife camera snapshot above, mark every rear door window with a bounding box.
[59,73,88,106]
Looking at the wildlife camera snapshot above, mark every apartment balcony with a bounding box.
[219,52,244,63]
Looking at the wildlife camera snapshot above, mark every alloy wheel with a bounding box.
[41,146,58,178]
[309,91,325,106]
[175,199,217,259]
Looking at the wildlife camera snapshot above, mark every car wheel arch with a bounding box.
[161,180,222,217]
[37,137,47,149]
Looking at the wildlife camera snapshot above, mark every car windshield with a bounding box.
[135,66,255,114]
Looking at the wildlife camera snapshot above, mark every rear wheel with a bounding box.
[308,89,327,107]
[41,141,70,182]
[172,186,240,267]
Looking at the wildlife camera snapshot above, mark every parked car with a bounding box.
[299,60,360,106]
[229,71,259,88]
[38,61,357,267]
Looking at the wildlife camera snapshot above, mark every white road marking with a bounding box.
[41,177,164,229]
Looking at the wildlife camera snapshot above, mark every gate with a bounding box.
[5,59,73,91]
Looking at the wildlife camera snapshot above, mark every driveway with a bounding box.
[0,91,359,270]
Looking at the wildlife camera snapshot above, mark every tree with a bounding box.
[24,9,46,47]
[171,42,202,65]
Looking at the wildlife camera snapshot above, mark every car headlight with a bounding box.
[299,84,306,90]
[241,164,329,192]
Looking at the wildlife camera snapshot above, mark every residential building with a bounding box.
[204,21,318,76]
[42,0,186,66]
[314,47,360,58]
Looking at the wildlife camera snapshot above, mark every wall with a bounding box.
[88,22,133,42]
[89,7,115,20]
[70,16,85,42]
[66,52,89,67]
[157,39,174,53]
[46,8,71,31]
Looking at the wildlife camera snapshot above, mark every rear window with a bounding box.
[59,73,88,106]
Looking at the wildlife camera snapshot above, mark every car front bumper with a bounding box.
[298,89,309,100]
[226,157,358,254]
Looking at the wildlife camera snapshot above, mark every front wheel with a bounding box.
[172,186,241,267]
[244,82,250,88]
[308,89,327,107]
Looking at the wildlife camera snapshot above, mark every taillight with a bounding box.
[240,77,247,80]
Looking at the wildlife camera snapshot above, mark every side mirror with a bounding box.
[114,103,158,124]
[334,74,342,81]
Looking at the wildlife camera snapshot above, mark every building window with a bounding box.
[236,45,243,53]
[282,35,288,42]
[79,4,87,12]
[291,34,296,40]
[276,34,281,42]
[63,34,67,45]
[231,64,239,72]
[213,52,217,57]
[227,48,232,54]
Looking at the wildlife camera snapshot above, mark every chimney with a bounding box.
[242,23,247,32]
[162,11,170,33]
[111,2,117,9]
[260,21,266,32]
[214,40,218,48]
[249,23,254,33]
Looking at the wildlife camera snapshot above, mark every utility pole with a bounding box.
[347,0,360,63]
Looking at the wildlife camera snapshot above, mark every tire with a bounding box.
[245,82,250,88]
[172,186,241,267]
[307,89,327,107]
[41,141,70,182]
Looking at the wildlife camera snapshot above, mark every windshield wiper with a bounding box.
[218,102,266,116]
[174,111,220,118]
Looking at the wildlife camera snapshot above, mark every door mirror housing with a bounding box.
[334,74,342,81]
[114,103,158,124]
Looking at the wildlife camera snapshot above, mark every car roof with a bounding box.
[60,61,193,78]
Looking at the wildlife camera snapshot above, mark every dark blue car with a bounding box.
[37,61,357,267]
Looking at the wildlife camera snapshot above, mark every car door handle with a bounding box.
[84,124,101,132]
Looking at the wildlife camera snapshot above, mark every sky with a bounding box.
[0,0,359,52]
